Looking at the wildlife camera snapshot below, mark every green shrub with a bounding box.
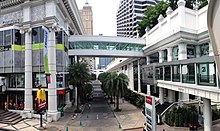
[165,105,198,127]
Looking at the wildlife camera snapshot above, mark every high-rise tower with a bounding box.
[116,0,160,38]
[80,1,93,35]
[79,1,95,71]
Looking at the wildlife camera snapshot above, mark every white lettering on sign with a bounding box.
[178,87,184,92]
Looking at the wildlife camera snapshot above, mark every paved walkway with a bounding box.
[109,100,144,130]
[45,89,120,131]
[0,118,47,131]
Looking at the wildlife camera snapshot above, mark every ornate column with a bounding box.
[167,47,172,62]
[159,87,164,104]
[178,43,189,101]
[47,27,60,121]
[23,27,33,118]
[159,50,164,63]
[22,1,33,118]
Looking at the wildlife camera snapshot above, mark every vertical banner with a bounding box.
[42,26,50,74]
[145,95,156,131]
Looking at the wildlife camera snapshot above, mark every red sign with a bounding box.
[57,90,65,95]
[146,96,152,105]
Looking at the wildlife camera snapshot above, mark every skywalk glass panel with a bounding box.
[198,62,216,86]
[69,41,144,52]
[182,64,195,84]
[164,66,171,81]
[155,67,163,80]
[172,65,180,82]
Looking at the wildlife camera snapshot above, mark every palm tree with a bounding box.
[104,72,117,104]
[98,72,110,97]
[114,73,129,111]
[68,62,90,112]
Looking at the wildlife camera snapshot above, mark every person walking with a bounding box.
[88,103,91,111]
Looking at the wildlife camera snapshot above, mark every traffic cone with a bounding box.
[118,123,122,129]
[80,120,83,126]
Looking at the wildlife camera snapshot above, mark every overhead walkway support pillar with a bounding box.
[203,98,212,131]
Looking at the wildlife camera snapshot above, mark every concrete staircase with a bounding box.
[0,110,23,125]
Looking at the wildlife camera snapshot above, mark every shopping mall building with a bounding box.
[0,0,219,129]
[0,0,84,121]
[107,1,218,130]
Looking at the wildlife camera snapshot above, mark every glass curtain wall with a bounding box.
[172,65,180,82]
[155,67,163,80]
[198,62,216,86]
[164,66,171,81]
[182,64,195,83]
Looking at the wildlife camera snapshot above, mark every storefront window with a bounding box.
[4,30,12,46]
[57,74,63,88]
[56,31,63,44]
[32,27,44,44]
[9,74,25,88]
[7,93,24,110]
[13,29,24,45]
[8,94,16,109]
[33,73,47,88]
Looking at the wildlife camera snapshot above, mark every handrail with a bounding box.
[160,102,178,117]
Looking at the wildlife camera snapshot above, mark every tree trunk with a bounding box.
[76,86,79,110]
[110,95,113,103]
[116,95,119,110]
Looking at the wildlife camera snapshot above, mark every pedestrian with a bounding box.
[88,103,91,111]
[122,97,124,103]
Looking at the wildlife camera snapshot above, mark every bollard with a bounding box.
[80,120,83,126]
[118,123,122,129]
[87,114,89,119]
[66,127,68,131]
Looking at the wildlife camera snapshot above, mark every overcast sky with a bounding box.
[75,0,120,36]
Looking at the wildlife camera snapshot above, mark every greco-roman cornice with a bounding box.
[0,0,25,9]
[61,0,85,35]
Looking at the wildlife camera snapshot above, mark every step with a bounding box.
[0,111,23,125]
[0,112,17,118]
[4,114,20,120]
[0,116,23,125]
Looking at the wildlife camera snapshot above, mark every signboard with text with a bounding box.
[145,95,156,131]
